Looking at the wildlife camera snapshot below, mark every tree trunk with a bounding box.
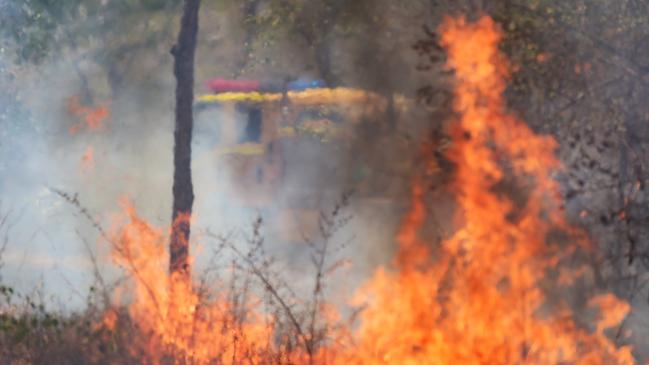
[170,0,200,279]
[235,0,260,77]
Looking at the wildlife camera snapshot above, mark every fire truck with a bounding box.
[193,78,429,241]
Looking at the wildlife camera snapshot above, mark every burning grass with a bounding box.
[0,14,636,364]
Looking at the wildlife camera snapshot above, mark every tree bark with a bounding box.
[170,0,200,278]
[235,0,260,77]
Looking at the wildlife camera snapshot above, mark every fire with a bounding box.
[338,15,633,364]
[103,15,633,365]
[108,199,276,364]
[66,95,111,134]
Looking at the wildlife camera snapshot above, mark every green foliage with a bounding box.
[0,0,181,64]
[0,0,67,63]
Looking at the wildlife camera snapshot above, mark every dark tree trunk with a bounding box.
[169,0,200,278]
[314,33,335,85]
[293,0,343,86]
[235,0,260,77]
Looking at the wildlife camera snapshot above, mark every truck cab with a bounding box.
[195,81,392,202]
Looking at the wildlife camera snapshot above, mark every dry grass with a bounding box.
[0,193,354,365]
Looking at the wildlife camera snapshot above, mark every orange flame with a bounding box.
[334,15,633,364]
[108,199,279,364]
[66,95,111,134]
[103,15,633,365]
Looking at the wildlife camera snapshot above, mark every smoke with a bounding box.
[0,1,440,311]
